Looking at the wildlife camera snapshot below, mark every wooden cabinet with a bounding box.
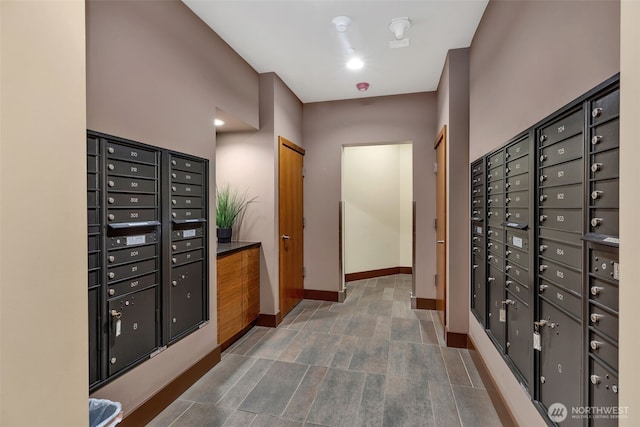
[217,246,260,345]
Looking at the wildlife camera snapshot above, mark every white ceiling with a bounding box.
[184,0,488,104]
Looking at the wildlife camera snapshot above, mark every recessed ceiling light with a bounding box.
[346,57,364,70]
[214,119,225,126]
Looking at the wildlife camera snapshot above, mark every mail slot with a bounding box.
[106,159,156,179]
[171,156,204,174]
[171,170,203,185]
[539,208,582,233]
[539,133,583,167]
[88,208,100,226]
[107,208,158,223]
[590,208,618,236]
[505,291,531,383]
[172,227,204,241]
[505,246,528,269]
[107,258,157,283]
[539,258,582,294]
[487,226,504,243]
[590,248,619,282]
[107,176,157,193]
[539,158,583,187]
[589,303,618,342]
[487,252,504,271]
[505,174,528,192]
[506,138,529,160]
[171,182,203,197]
[487,180,504,194]
[106,193,156,208]
[538,238,581,267]
[172,237,204,253]
[590,119,619,154]
[538,300,582,418]
[109,232,158,249]
[171,196,203,209]
[589,330,618,371]
[590,148,620,181]
[505,156,528,176]
[488,193,504,207]
[106,141,157,165]
[487,166,504,182]
[539,279,581,319]
[589,357,619,421]
[170,261,205,340]
[506,230,528,251]
[487,208,504,224]
[505,207,529,225]
[538,109,583,147]
[171,209,203,221]
[108,272,158,299]
[539,183,582,208]
[171,249,204,266]
[87,155,99,173]
[589,277,618,312]
[108,287,158,376]
[590,88,620,126]
[590,179,619,208]
[487,151,504,169]
[89,287,100,386]
[107,244,157,266]
[505,190,528,209]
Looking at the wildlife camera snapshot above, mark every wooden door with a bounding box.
[434,126,447,328]
[278,137,305,317]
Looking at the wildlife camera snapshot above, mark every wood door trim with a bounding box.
[279,136,305,155]
[434,125,447,328]
[434,125,446,149]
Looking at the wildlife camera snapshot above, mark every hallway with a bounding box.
[149,275,502,427]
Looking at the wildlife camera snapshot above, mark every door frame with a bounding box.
[434,126,447,328]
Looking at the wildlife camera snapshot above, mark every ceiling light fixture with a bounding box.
[332,16,352,33]
[389,17,411,40]
[346,57,364,70]
[356,82,370,92]
[214,119,225,126]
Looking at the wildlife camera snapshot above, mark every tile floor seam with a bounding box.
[299,364,330,425]
[213,356,262,406]
[275,363,312,419]
[166,400,195,427]
[458,349,476,388]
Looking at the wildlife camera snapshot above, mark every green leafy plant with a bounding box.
[215,184,257,229]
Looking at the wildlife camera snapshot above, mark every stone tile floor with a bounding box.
[148,275,502,426]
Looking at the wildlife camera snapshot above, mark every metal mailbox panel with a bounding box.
[171,208,203,221]
[539,258,582,294]
[487,151,504,169]
[472,162,483,176]
[505,276,528,300]
[539,133,583,167]
[590,249,619,283]
[87,191,100,208]
[590,89,620,126]
[539,158,583,187]
[590,179,619,208]
[506,292,531,382]
[506,261,528,286]
[590,149,620,181]
[106,141,157,164]
[87,136,99,155]
[539,238,582,267]
[471,245,483,257]
[107,244,157,266]
[172,237,204,253]
[505,190,528,208]
[107,258,157,283]
[506,230,529,251]
[488,265,505,349]
[589,303,618,342]
[505,207,528,224]
[487,252,504,271]
[506,138,529,160]
[171,182,203,197]
[589,329,618,371]
[171,170,203,185]
[170,261,204,340]
[539,109,583,147]
[539,208,582,233]
[539,279,582,319]
[539,227,583,246]
[108,287,158,376]
[505,156,529,176]
[106,159,156,179]
[171,196,203,209]
[487,208,504,224]
[487,166,504,182]
[89,287,100,386]
[88,209,100,226]
[89,234,101,252]
[486,240,500,253]
[107,176,156,193]
[589,357,619,425]
[505,246,529,269]
[589,277,618,313]
[172,227,204,241]
[505,174,529,192]
[171,249,204,266]
[109,232,158,249]
[487,179,504,194]
[108,272,158,299]
[539,301,583,422]
[488,192,504,207]
[472,195,484,208]
[539,183,583,208]
[471,207,485,220]
[487,226,504,243]
[472,186,483,197]
[88,269,100,287]
[472,175,484,186]
[590,208,618,236]
[591,119,619,154]
[88,173,99,191]
[87,155,99,173]
[171,156,204,173]
[89,252,100,270]
[107,208,158,223]
[107,193,156,208]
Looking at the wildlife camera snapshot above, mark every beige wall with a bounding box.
[619,1,640,425]
[86,0,260,414]
[0,1,88,425]
[342,144,413,274]
[467,1,620,425]
[303,93,437,297]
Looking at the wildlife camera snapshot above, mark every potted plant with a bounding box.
[215,184,257,243]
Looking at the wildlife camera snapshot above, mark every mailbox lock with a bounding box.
[108,197,115,204]
[108,255,115,263]
[592,107,603,118]
[171,173,177,179]
[591,286,604,296]
[539,265,548,272]
[591,135,603,145]
[612,385,618,393]
[172,200,177,205]
[488,255,493,260]
[539,174,547,182]
[488,277,496,282]
[591,190,603,200]
[171,186,177,192]
[108,214,115,221]
[488,212,493,217]
[108,272,116,279]
[506,198,511,204]
[172,318,177,323]
[488,242,493,248]
[473,200,479,205]
[487,187,492,193]
[502,299,515,306]
[539,284,549,292]
[505,168,510,174]
[539,135,548,143]
[591,163,603,172]
[172,212,177,218]
[172,280,178,287]
[171,160,177,165]
[539,195,547,202]
[172,258,177,264]
[110,310,122,319]
[591,218,603,227]
[108,180,115,187]
[107,164,115,171]
[505,213,512,219]
[472,247,479,253]
[540,376,546,384]
[540,215,548,222]
[539,244,548,252]
[590,313,604,323]
[172,244,177,250]
[540,154,547,162]
[590,340,603,350]
[506,280,513,287]
[108,147,115,154]
[506,265,512,271]
[590,375,601,385]
[473,236,479,241]
[505,250,511,256]
[110,358,117,365]
[108,289,115,296]
[473,264,479,270]
[505,182,511,189]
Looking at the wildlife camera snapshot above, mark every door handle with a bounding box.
[437,240,445,243]
[281,235,291,240]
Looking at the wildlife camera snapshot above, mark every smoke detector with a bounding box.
[356,82,370,92]
[389,17,411,40]
[332,16,352,33]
